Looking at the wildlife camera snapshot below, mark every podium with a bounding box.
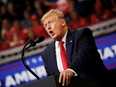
[18,75,101,87]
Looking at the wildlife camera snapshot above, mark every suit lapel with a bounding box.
[66,30,75,64]
[49,41,60,74]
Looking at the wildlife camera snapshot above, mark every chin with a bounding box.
[51,35,61,41]
[54,38,61,41]
[52,37,58,41]
[52,38,57,41]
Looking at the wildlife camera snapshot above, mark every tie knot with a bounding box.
[59,41,64,45]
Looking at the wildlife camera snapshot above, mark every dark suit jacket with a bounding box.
[41,28,109,81]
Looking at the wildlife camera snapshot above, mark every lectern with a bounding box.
[18,75,101,87]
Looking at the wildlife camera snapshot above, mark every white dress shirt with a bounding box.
[55,31,77,76]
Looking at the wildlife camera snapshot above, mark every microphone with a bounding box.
[25,36,44,50]
[22,36,44,80]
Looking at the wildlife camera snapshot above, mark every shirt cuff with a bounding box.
[67,68,78,76]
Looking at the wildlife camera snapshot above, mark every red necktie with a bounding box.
[59,41,69,70]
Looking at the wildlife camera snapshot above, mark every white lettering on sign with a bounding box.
[27,68,37,81]
[5,65,47,87]
[0,80,2,87]
[36,66,47,78]
[5,75,16,87]
[56,3,69,12]
[98,44,116,60]
[111,45,116,55]
[14,71,29,84]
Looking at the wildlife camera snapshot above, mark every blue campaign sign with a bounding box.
[0,54,47,87]
[95,32,116,70]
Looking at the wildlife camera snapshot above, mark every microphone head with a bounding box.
[36,36,45,43]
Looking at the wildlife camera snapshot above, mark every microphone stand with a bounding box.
[21,38,40,80]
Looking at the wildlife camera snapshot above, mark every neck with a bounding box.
[58,28,68,41]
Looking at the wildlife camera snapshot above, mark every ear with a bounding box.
[60,19,66,27]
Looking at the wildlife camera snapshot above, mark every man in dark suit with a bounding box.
[41,10,109,86]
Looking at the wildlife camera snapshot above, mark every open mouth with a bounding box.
[49,31,54,36]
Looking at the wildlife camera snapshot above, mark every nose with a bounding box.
[46,24,51,30]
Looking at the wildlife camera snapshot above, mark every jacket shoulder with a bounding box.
[70,27,91,33]
[70,28,92,36]
[42,41,55,55]
[75,27,91,32]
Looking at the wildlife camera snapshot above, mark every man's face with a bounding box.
[42,15,67,41]
[13,20,21,29]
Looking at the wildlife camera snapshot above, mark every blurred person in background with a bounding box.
[65,0,76,23]
[7,18,28,47]
[91,2,114,24]
[43,0,57,7]
[42,0,57,11]
[23,0,35,14]
[75,0,95,22]
[21,10,33,28]
[1,19,11,41]
[0,10,2,30]
[0,32,10,51]
[68,10,89,29]
[67,0,76,12]
[34,0,44,18]
[31,14,49,38]
[27,28,37,40]
[6,2,18,22]
[7,0,24,19]
[111,0,116,14]
[96,0,116,13]
[0,4,8,20]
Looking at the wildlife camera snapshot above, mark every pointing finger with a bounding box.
[62,72,66,86]
[59,72,63,83]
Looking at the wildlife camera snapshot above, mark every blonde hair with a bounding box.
[41,9,67,25]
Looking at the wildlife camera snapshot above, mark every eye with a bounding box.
[50,21,53,23]
[44,24,47,28]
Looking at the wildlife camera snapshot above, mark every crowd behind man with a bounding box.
[0,0,116,51]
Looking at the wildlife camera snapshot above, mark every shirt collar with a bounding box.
[62,30,68,43]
